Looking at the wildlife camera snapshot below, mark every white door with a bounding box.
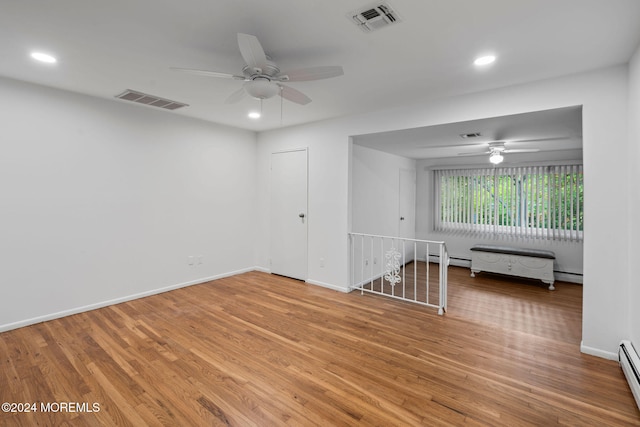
[270,149,308,280]
[399,169,416,261]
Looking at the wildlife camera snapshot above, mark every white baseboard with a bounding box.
[349,272,385,290]
[554,272,583,284]
[0,267,256,333]
[446,257,471,268]
[305,279,350,293]
[251,267,347,293]
[580,342,618,360]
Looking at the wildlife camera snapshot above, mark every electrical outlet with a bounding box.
[365,259,369,266]
[320,258,325,268]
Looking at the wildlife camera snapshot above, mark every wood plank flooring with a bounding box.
[1,268,639,426]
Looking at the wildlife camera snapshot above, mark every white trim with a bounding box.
[0,267,256,333]
[555,272,583,284]
[447,257,471,268]
[305,279,350,293]
[271,147,308,155]
[350,272,385,290]
[580,342,618,360]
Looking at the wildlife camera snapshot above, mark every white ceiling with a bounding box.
[352,106,583,160]
[1,0,640,132]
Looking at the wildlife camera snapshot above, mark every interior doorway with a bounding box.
[270,149,308,281]
[398,168,416,261]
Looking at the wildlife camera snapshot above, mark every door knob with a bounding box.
[299,213,306,218]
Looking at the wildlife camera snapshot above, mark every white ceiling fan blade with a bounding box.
[224,88,246,104]
[278,66,344,82]
[237,33,268,73]
[503,148,540,153]
[457,150,491,156]
[507,136,572,144]
[171,67,246,80]
[279,85,312,105]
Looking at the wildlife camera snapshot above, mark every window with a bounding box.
[434,164,583,241]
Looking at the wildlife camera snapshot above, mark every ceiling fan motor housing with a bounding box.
[242,59,280,79]
[488,141,507,152]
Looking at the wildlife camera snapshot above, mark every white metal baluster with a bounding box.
[438,244,445,315]
[425,243,430,305]
[350,234,354,290]
[369,235,374,291]
[413,241,418,298]
[353,236,364,295]
[444,245,448,312]
[380,237,383,294]
[402,240,406,299]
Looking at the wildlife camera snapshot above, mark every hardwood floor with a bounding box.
[1,268,639,426]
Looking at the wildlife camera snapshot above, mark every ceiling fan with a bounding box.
[172,33,344,105]
[458,141,540,164]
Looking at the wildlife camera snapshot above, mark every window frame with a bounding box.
[433,163,584,242]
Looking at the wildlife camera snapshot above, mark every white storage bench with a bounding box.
[470,244,556,290]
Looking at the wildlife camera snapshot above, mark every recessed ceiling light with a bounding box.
[30,52,57,64]
[474,55,496,66]
[248,111,261,119]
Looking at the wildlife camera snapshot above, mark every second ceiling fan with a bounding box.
[173,33,344,105]
[458,141,540,164]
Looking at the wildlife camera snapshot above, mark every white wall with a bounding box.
[0,77,257,331]
[351,144,416,236]
[257,65,629,357]
[628,43,640,348]
[255,123,353,291]
[350,145,417,286]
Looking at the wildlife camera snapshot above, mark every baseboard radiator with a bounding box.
[619,340,640,410]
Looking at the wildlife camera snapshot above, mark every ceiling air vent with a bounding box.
[460,132,482,139]
[350,2,402,32]
[115,89,189,111]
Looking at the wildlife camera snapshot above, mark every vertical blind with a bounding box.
[434,164,584,242]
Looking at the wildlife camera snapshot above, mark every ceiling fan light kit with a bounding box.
[244,78,280,100]
[489,151,504,164]
[456,140,541,164]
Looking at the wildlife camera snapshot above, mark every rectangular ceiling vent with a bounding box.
[115,89,189,111]
[460,132,482,139]
[350,2,402,32]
